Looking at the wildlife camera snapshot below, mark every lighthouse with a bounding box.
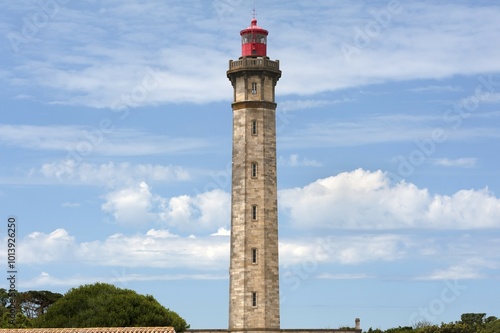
[227,17,281,333]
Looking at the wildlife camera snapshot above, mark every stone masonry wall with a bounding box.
[227,57,281,331]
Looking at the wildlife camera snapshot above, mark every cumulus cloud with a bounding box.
[14,228,408,270]
[13,228,229,269]
[19,229,76,264]
[280,234,409,266]
[145,228,179,238]
[102,182,160,225]
[280,169,500,230]
[10,225,499,283]
[78,230,230,270]
[101,182,230,232]
[158,189,231,232]
[100,168,500,231]
[211,227,231,236]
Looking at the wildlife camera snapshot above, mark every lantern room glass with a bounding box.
[242,34,267,45]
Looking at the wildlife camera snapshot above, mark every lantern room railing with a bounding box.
[228,58,280,71]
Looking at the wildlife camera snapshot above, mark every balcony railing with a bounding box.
[228,58,280,71]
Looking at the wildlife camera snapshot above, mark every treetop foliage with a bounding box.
[0,283,189,332]
[0,288,63,328]
[39,283,189,332]
[364,313,499,333]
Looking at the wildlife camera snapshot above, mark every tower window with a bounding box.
[252,248,257,263]
[251,82,257,95]
[251,205,258,220]
[251,120,257,135]
[251,162,258,178]
[252,292,257,307]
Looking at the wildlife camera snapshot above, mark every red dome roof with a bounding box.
[240,18,268,36]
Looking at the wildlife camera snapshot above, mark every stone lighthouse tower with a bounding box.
[227,17,281,333]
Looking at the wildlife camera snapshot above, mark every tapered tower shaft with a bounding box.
[227,18,281,333]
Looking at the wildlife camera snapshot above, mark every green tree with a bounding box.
[0,289,9,320]
[415,325,440,333]
[385,326,414,333]
[0,289,9,308]
[0,288,34,328]
[438,322,472,333]
[19,290,63,319]
[0,288,62,327]
[413,320,434,330]
[365,328,383,333]
[480,318,500,333]
[0,311,33,328]
[36,283,189,332]
[460,313,486,332]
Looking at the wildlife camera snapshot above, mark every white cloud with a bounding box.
[13,227,408,270]
[280,234,409,266]
[101,183,230,232]
[278,154,323,167]
[420,265,481,280]
[1,1,232,107]
[10,226,499,284]
[102,182,160,226]
[19,271,227,289]
[279,169,500,230]
[19,272,95,289]
[145,228,179,238]
[417,258,498,280]
[273,3,500,95]
[40,160,190,187]
[0,124,210,155]
[211,227,231,236]
[78,230,230,270]
[0,124,88,151]
[432,158,477,168]
[158,189,231,232]
[409,85,463,93]
[12,227,230,269]
[280,113,500,148]
[3,2,500,107]
[19,229,76,264]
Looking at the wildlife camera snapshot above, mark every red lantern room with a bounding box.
[240,18,268,57]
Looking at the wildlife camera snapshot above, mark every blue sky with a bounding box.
[1,0,500,330]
